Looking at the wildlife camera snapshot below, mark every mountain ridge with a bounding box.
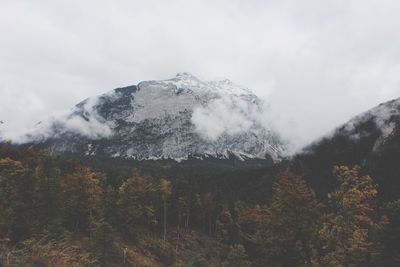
[15,73,286,162]
[292,96,400,200]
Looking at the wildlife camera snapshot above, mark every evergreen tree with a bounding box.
[0,158,35,242]
[216,207,234,243]
[34,152,63,233]
[117,169,157,237]
[319,166,384,266]
[258,172,321,266]
[160,179,172,241]
[62,167,102,233]
[222,244,251,267]
[381,199,400,265]
[90,219,115,266]
[202,192,215,236]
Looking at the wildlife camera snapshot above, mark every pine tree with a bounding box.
[222,244,251,267]
[117,169,157,237]
[34,153,63,234]
[0,158,35,242]
[216,207,234,243]
[236,202,267,241]
[258,172,321,266]
[381,200,400,265]
[202,192,215,236]
[159,179,172,241]
[62,167,102,233]
[90,219,114,267]
[319,166,384,266]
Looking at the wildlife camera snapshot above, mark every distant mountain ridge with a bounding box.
[17,73,286,162]
[292,97,400,200]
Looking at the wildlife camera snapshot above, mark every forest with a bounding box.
[0,143,400,267]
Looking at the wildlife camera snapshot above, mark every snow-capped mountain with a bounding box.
[20,73,286,161]
[302,97,400,156]
[292,97,400,200]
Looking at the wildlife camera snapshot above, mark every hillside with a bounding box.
[292,97,400,200]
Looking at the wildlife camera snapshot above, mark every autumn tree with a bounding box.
[62,167,102,233]
[258,172,321,266]
[319,166,385,266]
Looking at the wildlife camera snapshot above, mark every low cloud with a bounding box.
[191,96,257,140]
[190,93,291,148]
[2,96,113,143]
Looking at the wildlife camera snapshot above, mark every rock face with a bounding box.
[21,73,286,161]
[292,97,400,200]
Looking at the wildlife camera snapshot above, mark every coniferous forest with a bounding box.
[1,143,400,266]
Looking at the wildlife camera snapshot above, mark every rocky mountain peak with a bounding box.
[16,74,287,162]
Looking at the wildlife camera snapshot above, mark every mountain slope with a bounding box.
[292,97,400,200]
[20,73,286,162]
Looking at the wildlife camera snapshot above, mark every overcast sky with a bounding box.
[1,0,400,148]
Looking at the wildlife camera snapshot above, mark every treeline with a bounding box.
[0,144,400,266]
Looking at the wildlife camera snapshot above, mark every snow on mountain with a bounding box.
[325,97,400,152]
[296,96,400,163]
[293,97,400,200]
[17,73,287,161]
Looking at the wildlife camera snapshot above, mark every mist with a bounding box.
[0,96,113,144]
[1,0,400,150]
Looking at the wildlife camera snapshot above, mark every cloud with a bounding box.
[2,96,113,143]
[1,0,400,150]
[60,97,113,139]
[191,95,257,140]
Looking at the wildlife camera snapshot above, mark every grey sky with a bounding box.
[1,0,400,149]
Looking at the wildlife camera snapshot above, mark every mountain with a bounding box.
[292,97,400,200]
[19,73,286,162]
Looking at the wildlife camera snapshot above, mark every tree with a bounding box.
[62,167,102,233]
[202,192,215,236]
[380,200,400,265]
[0,158,35,242]
[103,185,118,226]
[216,207,234,243]
[222,244,251,267]
[90,175,118,266]
[33,153,63,233]
[258,172,321,266]
[159,179,172,241]
[175,196,186,252]
[170,176,200,230]
[236,202,267,242]
[90,219,115,267]
[319,166,385,266]
[117,169,157,236]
